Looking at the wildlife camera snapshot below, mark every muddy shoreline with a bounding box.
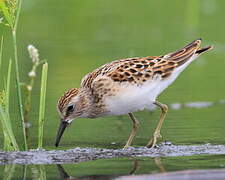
[0,143,225,165]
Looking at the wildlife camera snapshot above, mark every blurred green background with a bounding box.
[1,0,225,179]
[0,0,225,150]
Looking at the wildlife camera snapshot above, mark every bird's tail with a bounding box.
[195,45,213,55]
[165,38,213,67]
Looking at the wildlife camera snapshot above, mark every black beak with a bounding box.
[55,121,69,147]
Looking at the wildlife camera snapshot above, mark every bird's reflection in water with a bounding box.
[56,157,166,180]
[57,159,140,180]
[57,164,118,180]
[154,157,166,173]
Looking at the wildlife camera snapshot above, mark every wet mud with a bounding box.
[0,142,225,165]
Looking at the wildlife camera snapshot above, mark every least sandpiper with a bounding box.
[55,39,213,149]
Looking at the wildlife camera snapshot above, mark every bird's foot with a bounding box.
[146,132,162,148]
[123,144,132,150]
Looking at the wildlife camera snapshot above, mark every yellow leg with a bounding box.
[146,101,168,148]
[154,157,166,172]
[123,113,140,149]
[129,160,139,175]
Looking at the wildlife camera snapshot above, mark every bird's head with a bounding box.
[55,88,88,147]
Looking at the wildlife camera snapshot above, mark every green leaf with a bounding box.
[5,59,12,112]
[0,104,19,151]
[0,1,14,28]
[38,63,48,149]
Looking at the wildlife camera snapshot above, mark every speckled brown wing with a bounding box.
[104,39,202,84]
[80,57,146,87]
[107,39,213,84]
[149,39,212,80]
[81,39,211,87]
[148,39,203,79]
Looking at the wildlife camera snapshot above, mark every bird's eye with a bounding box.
[66,105,75,113]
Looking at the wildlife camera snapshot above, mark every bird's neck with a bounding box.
[79,87,107,118]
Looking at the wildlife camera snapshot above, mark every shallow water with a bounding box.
[0,0,225,179]
[1,153,225,179]
[119,169,225,180]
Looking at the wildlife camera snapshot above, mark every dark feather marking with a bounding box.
[129,69,137,73]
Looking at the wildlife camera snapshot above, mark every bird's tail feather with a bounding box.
[165,39,213,67]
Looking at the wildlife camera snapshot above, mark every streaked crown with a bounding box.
[57,88,79,114]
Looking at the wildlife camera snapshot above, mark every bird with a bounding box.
[55,39,213,149]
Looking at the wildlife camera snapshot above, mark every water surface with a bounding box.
[1,154,225,179]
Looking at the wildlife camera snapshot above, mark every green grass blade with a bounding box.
[12,29,27,151]
[2,59,13,150]
[0,60,19,151]
[0,36,3,71]
[5,59,12,112]
[0,104,19,151]
[14,0,23,31]
[38,63,48,149]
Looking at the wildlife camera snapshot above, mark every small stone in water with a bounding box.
[170,103,182,110]
[163,141,173,146]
